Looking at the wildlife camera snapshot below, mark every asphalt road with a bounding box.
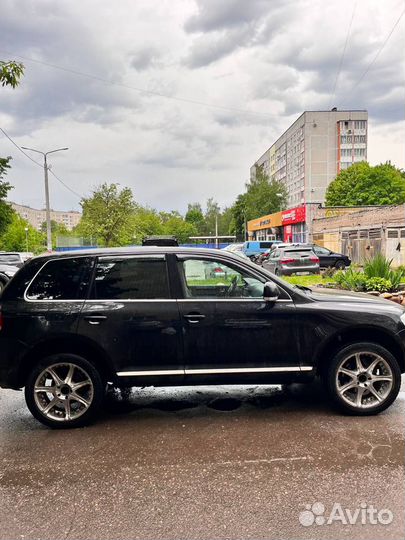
[0,380,404,540]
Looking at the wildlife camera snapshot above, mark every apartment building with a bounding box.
[250,109,368,241]
[10,202,82,231]
[251,109,368,206]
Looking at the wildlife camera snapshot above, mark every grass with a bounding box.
[282,274,329,287]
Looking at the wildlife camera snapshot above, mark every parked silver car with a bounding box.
[0,264,20,293]
[263,246,320,276]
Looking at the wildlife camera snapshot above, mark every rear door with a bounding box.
[77,255,183,385]
[22,256,94,340]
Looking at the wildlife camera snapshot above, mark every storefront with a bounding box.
[281,206,306,242]
[247,211,283,241]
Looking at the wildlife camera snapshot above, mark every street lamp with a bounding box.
[24,227,29,254]
[21,146,68,251]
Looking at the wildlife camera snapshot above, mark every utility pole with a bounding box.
[21,146,68,251]
[43,154,52,251]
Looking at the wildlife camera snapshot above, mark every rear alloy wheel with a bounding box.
[335,260,346,270]
[326,343,401,415]
[25,354,104,428]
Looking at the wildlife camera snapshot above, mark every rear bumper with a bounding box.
[280,267,320,276]
[0,338,28,389]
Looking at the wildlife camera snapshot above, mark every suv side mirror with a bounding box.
[263,281,280,302]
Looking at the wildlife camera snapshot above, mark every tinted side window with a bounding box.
[260,242,273,249]
[26,257,93,300]
[314,246,330,255]
[0,254,21,264]
[92,257,169,300]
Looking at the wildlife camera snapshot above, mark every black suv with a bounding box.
[1,247,404,428]
[311,245,351,269]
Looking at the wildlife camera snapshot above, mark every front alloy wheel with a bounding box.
[25,354,104,428]
[326,343,401,415]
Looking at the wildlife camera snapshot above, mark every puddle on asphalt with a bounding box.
[207,397,241,411]
[103,384,295,416]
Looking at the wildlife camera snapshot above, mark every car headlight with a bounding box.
[400,312,405,326]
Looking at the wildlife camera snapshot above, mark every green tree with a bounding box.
[128,207,164,244]
[246,165,287,217]
[230,165,287,238]
[0,214,44,253]
[0,59,24,234]
[0,60,24,88]
[0,157,15,234]
[185,203,205,233]
[78,183,136,246]
[230,193,248,238]
[203,198,221,236]
[325,162,405,206]
[40,220,69,235]
[161,215,197,243]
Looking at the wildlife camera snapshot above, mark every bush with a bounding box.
[322,266,336,279]
[363,253,404,292]
[334,268,367,292]
[364,253,392,279]
[365,277,393,293]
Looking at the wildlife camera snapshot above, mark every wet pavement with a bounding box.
[0,379,404,540]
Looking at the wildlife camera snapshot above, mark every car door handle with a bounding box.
[184,313,206,323]
[84,315,107,325]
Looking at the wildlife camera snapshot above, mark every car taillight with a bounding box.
[281,258,295,264]
[310,256,320,263]
[214,267,223,273]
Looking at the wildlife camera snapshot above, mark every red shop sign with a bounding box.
[282,206,306,225]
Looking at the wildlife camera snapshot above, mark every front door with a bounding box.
[175,255,300,383]
[77,255,183,386]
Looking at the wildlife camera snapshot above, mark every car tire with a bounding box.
[25,353,105,429]
[325,342,401,415]
[335,260,346,270]
[0,278,7,294]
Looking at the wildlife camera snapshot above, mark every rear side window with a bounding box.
[92,257,170,300]
[283,250,312,256]
[26,257,93,300]
[259,242,273,249]
[0,254,21,264]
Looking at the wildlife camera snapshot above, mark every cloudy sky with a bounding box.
[1,0,404,213]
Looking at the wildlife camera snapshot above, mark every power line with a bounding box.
[0,126,83,199]
[0,127,43,167]
[339,7,405,106]
[329,1,357,109]
[48,168,83,199]
[0,49,278,118]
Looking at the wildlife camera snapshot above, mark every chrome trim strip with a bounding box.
[185,366,306,374]
[116,366,313,376]
[117,369,184,376]
[83,299,176,303]
[177,298,293,303]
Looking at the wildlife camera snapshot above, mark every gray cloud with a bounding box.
[0,0,403,215]
[183,0,295,67]
[130,47,159,71]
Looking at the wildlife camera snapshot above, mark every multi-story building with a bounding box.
[10,202,82,231]
[250,109,368,241]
